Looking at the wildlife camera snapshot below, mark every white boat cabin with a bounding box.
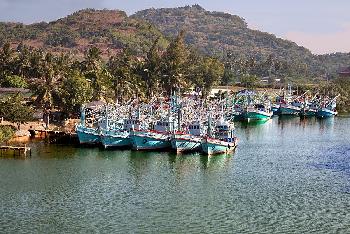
[154,120,174,133]
[214,119,235,142]
[188,121,201,136]
[123,119,140,131]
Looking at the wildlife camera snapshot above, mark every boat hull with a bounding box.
[241,111,272,122]
[279,105,301,115]
[300,108,317,117]
[171,135,202,153]
[100,131,131,148]
[316,108,337,118]
[271,105,280,115]
[130,131,171,151]
[201,138,237,155]
[76,126,100,145]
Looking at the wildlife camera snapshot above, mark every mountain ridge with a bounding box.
[0,6,349,76]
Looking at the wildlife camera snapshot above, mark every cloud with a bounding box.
[284,23,350,54]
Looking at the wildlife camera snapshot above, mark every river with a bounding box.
[0,116,350,233]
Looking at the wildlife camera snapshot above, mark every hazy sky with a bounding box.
[1,0,349,54]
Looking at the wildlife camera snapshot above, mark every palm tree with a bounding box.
[81,47,111,101]
[141,38,161,98]
[108,49,141,102]
[0,43,15,80]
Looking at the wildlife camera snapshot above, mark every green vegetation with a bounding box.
[0,6,349,117]
[1,75,28,88]
[133,5,350,79]
[0,30,225,116]
[0,94,34,129]
[0,125,16,143]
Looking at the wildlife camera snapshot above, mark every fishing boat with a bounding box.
[241,103,273,122]
[277,85,303,116]
[171,121,202,153]
[279,99,302,116]
[201,116,237,155]
[271,103,280,115]
[76,124,101,145]
[300,102,318,117]
[76,105,101,145]
[130,119,174,151]
[100,119,140,148]
[316,95,339,118]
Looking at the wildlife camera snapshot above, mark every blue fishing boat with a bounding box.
[277,85,303,116]
[76,124,101,145]
[130,119,173,151]
[100,119,140,148]
[76,105,101,145]
[201,117,237,155]
[271,104,280,115]
[279,100,302,115]
[241,104,273,122]
[316,108,338,118]
[300,102,318,117]
[316,95,339,118]
[171,121,202,153]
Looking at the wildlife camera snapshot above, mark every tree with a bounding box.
[0,43,15,82]
[0,94,34,130]
[82,47,112,100]
[0,125,16,143]
[108,49,143,102]
[200,57,225,97]
[161,31,191,94]
[1,75,28,88]
[240,74,259,89]
[32,52,61,108]
[59,71,93,115]
[139,38,162,98]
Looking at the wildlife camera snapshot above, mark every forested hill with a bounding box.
[133,5,310,58]
[0,6,349,77]
[0,9,168,58]
[132,5,350,77]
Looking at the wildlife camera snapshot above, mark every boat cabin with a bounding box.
[188,121,201,136]
[214,119,235,142]
[123,119,140,131]
[154,120,174,133]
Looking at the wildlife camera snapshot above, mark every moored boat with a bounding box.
[100,119,140,148]
[316,95,339,118]
[171,121,202,153]
[76,124,101,145]
[130,119,173,151]
[241,104,273,122]
[76,105,102,145]
[201,117,237,155]
[316,108,338,118]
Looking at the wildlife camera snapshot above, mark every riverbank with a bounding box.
[0,119,79,144]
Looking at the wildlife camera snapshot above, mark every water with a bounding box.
[1,117,350,233]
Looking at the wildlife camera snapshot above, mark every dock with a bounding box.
[31,129,79,144]
[0,145,31,157]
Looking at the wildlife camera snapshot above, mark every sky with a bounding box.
[0,0,349,54]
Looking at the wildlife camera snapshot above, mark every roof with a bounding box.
[85,101,106,109]
[0,88,30,93]
[338,66,350,75]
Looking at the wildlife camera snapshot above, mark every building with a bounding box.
[338,66,350,77]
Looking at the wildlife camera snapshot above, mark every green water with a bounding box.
[1,117,350,233]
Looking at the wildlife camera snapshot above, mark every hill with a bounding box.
[0,9,168,58]
[0,6,349,77]
[132,5,350,77]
